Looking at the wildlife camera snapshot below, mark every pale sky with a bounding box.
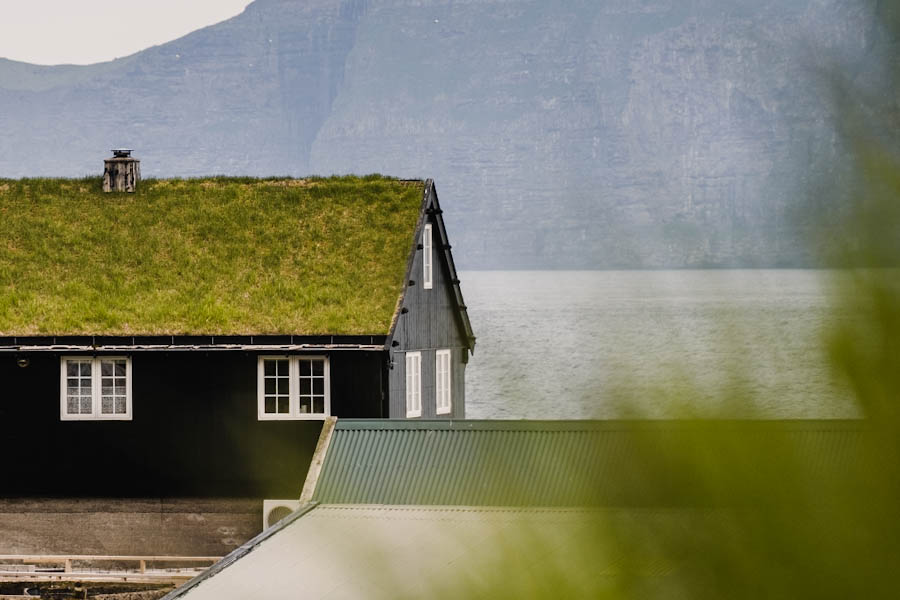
[0,1,254,65]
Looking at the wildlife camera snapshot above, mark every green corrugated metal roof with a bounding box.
[311,419,870,506]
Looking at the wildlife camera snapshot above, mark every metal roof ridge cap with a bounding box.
[330,418,871,432]
[300,417,338,502]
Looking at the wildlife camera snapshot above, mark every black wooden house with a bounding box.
[0,174,473,555]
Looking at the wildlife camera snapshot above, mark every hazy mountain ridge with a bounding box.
[0,0,891,268]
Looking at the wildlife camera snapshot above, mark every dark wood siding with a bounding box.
[0,350,384,498]
[388,212,469,418]
[330,351,388,418]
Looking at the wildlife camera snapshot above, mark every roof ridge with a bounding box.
[332,418,870,432]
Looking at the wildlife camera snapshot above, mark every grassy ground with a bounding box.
[0,175,424,335]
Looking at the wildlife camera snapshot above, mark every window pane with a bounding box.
[67,378,78,389]
[277,396,290,413]
[114,361,126,376]
[265,359,287,377]
[101,396,113,414]
[300,360,311,376]
[277,377,290,395]
[102,384,113,397]
[299,378,311,396]
[311,360,323,376]
[67,397,78,414]
[80,362,91,376]
[114,382,125,395]
[67,362,78,377]
[313,397,324,414]
[80,396,92,414]
[265,378,276,395]
[265,396,276,414]
[80,380,92,394]
[299,397,311,414]
[101,362,112,376]
[115,397,127,414]
[313,378,324,396]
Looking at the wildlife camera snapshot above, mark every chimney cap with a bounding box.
[111,148,133,158]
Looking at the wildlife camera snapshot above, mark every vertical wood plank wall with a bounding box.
[0,349,387,554]
[388,210,469,419]
[0,350,383,497]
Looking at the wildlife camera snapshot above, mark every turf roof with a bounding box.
[0,175,425,336]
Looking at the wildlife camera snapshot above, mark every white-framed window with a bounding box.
[405,351,422,418]
[60,356,132,421]
[258,355,330,420]
[435,349,451,415]
[423,223,433,290]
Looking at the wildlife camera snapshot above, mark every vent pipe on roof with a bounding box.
[103,149,141,193]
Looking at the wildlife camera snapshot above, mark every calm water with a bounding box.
[461,270,859,420]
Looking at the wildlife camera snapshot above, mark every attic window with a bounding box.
[258,356,330,420]
[60,357,132,421]
[423,224,433,290]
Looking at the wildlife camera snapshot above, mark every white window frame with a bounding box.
[435,349,452,415]
[59,356,132,421]
[405,351,422,418]
[257,355,331,420]
[423,223,433,290]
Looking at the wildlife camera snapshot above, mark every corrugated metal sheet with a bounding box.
[166,504,674,600]
[312,419,870,506]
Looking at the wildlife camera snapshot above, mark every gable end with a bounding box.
[385,179,475,354]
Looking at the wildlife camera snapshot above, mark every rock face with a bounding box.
[0,0,893,268]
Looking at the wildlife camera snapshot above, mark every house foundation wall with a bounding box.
[0,498,263,556]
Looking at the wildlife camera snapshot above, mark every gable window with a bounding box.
[60,357,132,420]
[405,351,422,418]
[258,356,330,420]
[423,223,433,290]
[435,349,451,415]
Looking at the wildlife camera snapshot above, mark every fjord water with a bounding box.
[462,270,859,420]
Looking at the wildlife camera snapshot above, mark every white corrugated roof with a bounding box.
[165,504,680,599]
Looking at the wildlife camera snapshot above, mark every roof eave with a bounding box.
[427,180,476,353]
[0,334,388,352]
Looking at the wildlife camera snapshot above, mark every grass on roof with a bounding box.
[0,175,424,335]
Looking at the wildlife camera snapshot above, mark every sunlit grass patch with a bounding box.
[0,175,424,335]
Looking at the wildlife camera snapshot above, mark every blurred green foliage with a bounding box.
[424,1,900,598]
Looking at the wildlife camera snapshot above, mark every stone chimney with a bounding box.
[103,149,141,193]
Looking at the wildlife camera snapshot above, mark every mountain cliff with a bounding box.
[0,0,893,268]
